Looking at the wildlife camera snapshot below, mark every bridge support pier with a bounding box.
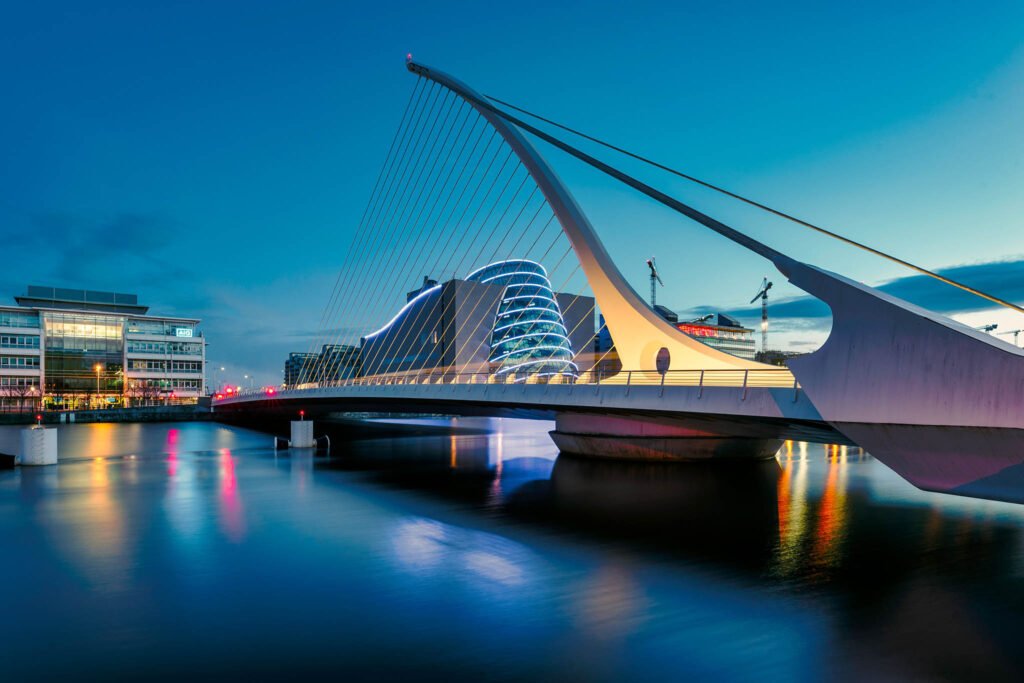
[290,420,315,448]
[20,427,58,466]
[549,413,782,462]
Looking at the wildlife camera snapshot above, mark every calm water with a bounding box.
[2,419,1023,681]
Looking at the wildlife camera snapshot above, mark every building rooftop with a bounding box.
[14,285,149,315]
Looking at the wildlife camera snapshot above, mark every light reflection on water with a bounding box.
[1,419,1023,680]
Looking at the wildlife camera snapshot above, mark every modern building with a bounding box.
[283,344,361,387]
[0,285,205,411]
[318,344,360,382]
[675,313,756,360]
[464,260,577,380]
[284,352,318,387]
[359,259,594,382]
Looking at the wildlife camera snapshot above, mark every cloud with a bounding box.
[681,257,1024,330]
[23,212,192,284]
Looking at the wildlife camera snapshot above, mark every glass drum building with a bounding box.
[465,260,578,381]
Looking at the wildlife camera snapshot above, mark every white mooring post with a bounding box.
[290,410,314,448]
[20,426,58,466]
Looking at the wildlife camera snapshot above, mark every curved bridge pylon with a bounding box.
[405,59,774,377]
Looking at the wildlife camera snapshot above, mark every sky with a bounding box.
[2,0,1023,385]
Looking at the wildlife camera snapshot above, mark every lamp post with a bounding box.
[94,363,103,409]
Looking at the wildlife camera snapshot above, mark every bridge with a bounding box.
[215,58,1024,505]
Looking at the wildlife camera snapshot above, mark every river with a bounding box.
[1,419,1022,681]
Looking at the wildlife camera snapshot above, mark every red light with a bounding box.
[35,414,42,421]
[265,387,276,396]
[226,387,234,394]
[299,410,305,417]
[216,393,224,400]
[406,52,413,61]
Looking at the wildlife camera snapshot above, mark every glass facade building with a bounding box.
[0,286,205,411]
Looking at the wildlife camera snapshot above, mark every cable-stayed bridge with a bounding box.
[216,58,1024,505]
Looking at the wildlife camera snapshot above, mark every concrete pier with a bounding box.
[290,420,314,448]
[20,427,58,466]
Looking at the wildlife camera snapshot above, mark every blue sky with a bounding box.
[3,1,1023,384]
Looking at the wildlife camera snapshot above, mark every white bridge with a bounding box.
[216,58,1024,505]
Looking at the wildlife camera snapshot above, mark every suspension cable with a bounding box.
[484,94,1024,316]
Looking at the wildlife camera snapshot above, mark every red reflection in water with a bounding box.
[166,428,179,477]
[218,449,245,541]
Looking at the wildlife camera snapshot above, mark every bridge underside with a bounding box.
[215,390,850,463]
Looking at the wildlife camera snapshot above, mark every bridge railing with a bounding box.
[247,367,797,397]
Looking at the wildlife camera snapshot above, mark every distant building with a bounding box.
[653,305,678,324]
[283,344,360,387]
[756,349,806,366]
[360,259,594,382]
[675,313,756,360]
[284,352,318,386]
[593,313,622,377]
[0,285,205,411]
[318,344,360,383]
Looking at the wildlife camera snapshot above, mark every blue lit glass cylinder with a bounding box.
[466,260,578,380]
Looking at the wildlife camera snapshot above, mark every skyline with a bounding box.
[4,1,1023,383]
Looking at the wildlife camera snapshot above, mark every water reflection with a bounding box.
[2,420,1024,679]
[218,449,245,541]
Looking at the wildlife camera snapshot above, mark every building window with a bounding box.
[0,334,40,349]
[0,355,40,368]
[0,312,40,328]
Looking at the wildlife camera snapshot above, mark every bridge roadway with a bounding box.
[214,370,850,461]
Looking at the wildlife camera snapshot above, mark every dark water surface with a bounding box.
[2,419,1023,681]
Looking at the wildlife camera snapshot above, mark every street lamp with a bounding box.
[94,363,103,408]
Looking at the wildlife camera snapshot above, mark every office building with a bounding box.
[0,285,205,411]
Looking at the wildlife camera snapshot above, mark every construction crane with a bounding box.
[998,329,1022,346]
[646,257,663,307]
[750,277,773,353]
[975,323,999,334]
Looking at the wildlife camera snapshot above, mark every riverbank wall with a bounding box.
[0,405,212,425]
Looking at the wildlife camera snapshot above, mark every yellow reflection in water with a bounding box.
[774,441,853,576]
[811,445,849,568]
[41,455,128,588]
[775,441,810,575]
